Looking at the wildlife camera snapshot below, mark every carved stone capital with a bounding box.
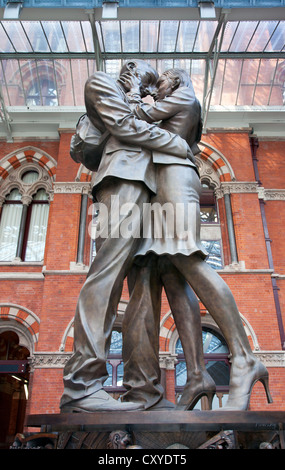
[159,352,178,370]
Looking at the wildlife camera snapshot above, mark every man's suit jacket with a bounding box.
[133,85,202,168]
[84,72,190,194]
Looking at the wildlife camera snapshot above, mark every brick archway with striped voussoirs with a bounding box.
[159,310,259,354]
[0,304,40,354]
[0,147,57,183]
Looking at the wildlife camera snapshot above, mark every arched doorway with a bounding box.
[0,331,30,448]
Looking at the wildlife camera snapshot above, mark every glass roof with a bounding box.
[0,18,284,114]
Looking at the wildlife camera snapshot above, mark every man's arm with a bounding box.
[84,72,189,159]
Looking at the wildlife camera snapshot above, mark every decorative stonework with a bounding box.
[159,352,178,370]
[53,182,91,195]
[0,159,54,203]
[254,351,285,368]
[29,352,71,371]
[0,147,57,183]
[262,189,285,201]
[215,181,259,199]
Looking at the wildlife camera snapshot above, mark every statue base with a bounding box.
[13,410,285,449]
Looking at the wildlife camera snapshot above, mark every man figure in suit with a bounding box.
[60,60,193,413]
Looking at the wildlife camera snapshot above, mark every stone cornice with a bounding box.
[52,182,92,195]
[28,350,285,371]
[215,182,285,201]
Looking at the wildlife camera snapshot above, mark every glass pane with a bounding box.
[0,60,10,106]
[210,58,226,106]
[117,362,124,386]
[174,58,191,74]
[193,21,218,52]
[0,190,23,261]
[87,59,97,77]
[70,59,89,106]
[221,21,238,52]
[109,330,122,355]
[25,194,49,261]
[201,240,223,269]
[2,22,32,53]
[41,21,68,53]
[3,60,25,106]
[33,188,49,201]
[229,21,259,52]
[0,22,15,53]
[190,59,206,103]
[22,21,50,52]
[33,60,58,106]
[95,22,104,52]
[253,59,278,106]
[202,328,228,354]
[247,21,279,52]
[200,207,218,223]
[176,21,199,53]
[175,360,186,386]
[101,21,121,53]
[19,59,40,106]
[220,59,243,106]
[82,21,94,53]
[206,360,230,386]
[105,59,122,79]
[105,362,113,386]
[53,59,74,106]
[141,20,159,52]
[21,170,39,184]
[158,21,179,52]
[264,21,285,52]
[121,21,139,52]
[61,21,86,53]
[236,59,260,105]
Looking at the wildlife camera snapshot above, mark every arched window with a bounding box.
[0,167,51,262]
[175,327,230,409]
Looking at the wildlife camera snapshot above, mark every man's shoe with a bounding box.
[61,389,144,413]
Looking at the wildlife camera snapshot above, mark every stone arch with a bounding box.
[0,304,40,354]
[197,141,235,186]
[75,165,92,183]
[60,300,128,352]
[159,309,258,355]
[0,146,57,183]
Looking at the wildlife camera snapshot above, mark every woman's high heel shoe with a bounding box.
[175,371,216,411]
[223,360,273,411]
